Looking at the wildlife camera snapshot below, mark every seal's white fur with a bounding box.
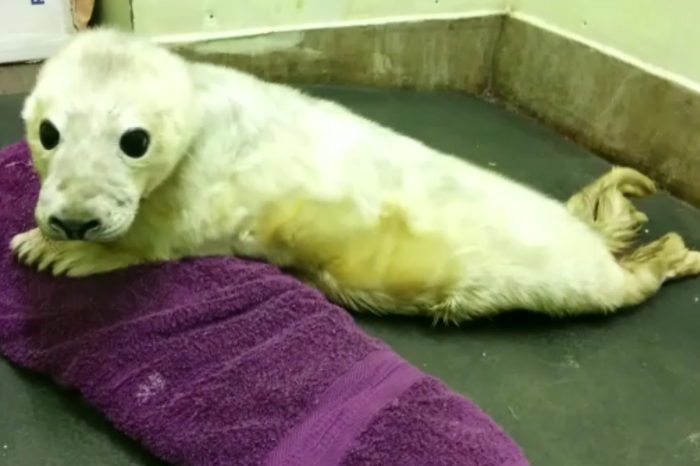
[12,29,700,322]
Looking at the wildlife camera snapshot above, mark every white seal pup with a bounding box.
[11,29,700,323]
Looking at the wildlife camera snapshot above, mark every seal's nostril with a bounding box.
[83,219,101,232]
[48,215,63,232]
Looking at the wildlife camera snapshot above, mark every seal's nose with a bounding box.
[48,216,101,240]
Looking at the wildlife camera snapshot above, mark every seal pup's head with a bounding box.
[22,29,197,242]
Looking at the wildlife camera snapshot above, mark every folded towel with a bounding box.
[0,141,529,466]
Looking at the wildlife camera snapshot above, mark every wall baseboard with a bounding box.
[173,16,502,96]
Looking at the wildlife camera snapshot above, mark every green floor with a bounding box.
[1,87,699,466]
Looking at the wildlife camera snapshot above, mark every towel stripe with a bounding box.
[264,350,423,466]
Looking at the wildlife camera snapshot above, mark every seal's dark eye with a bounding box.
[119,128,150,159]
[39,120,60,150]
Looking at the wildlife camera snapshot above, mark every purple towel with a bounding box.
[0,141,529,466]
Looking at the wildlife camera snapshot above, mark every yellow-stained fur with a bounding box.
[11,29,700,324]
[248,196,462,316]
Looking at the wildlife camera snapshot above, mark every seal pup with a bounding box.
[12,29,700,322]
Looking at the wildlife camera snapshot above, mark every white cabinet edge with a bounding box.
[0,1,75,65]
